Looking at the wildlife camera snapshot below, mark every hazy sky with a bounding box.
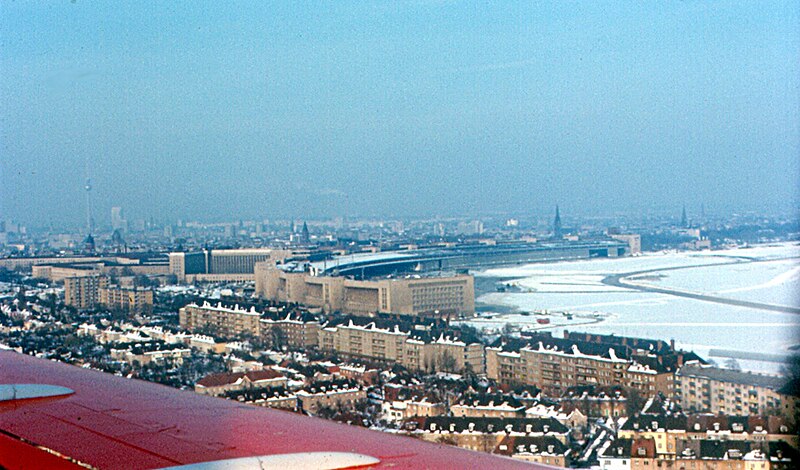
[2,1,798,227]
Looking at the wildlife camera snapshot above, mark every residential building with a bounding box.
[676,363,792,417]
[494,435,571,467]
[64,275,109,309]
[560,385,629,419]
[223,386,298,411]
[99,285,153,314]
[318,316,484,374]
[405,416,570,454]
[296,380,366,414]
[450,393,526,418]
[486,332,696,397]
[179,302,262,339]
[109,342,191,367]
[194,369,287,396]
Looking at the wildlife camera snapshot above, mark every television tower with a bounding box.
[85,177,94,235]
[83,157,96,252]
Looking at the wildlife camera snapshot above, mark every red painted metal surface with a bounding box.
[0,352,547,469]
[0,431,82,469]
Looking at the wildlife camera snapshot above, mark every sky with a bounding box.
[1,1,798,228]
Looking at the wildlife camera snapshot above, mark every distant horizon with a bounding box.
[6,204,798,234]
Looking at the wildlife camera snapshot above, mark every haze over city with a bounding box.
[2,1,798,227]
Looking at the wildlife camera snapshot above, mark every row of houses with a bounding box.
[77,323,247,357]
[179,302,484,373]
[177,302,799,422]
[195,366,367,416]
[598,438,796,470]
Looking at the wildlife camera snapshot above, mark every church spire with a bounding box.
[681,205,688,228]
[553,205,563,238]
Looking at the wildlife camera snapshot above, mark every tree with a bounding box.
[625,388,645,417]
[439,350,457,373]
[270,326,286,351]
[724,358,742,371]
[780,355,800,380]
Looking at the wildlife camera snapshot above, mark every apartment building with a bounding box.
[486,332,696,397]
[259,309,321,350]
[99,285,153,314]
[178,302,323,350]
[64,275,109,309]
[318,316,484,374]
[179,302,262,339]
[676,363,795,419]
[109,342,191,367]
[296,380,366,414]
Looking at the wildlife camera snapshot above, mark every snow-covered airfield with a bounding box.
[465,243,800,374]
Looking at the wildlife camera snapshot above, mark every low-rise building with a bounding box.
[179,302,321,350]
[194,369,287,396]
[179,302,262,339]
[618,414,688,458]
[381,396,446,424]
[109,342,191,366]
[223,386,298,411]
[560,385,629,419]
[494,435,571,467]
[450,393,526,418]
[296,380,366,415]
[405,416,570,454]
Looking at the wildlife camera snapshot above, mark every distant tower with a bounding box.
[83,177,95,253]
[681,205,688,228]
[553,205,563,238]
[301,221,310,244]
[85,178,94,235]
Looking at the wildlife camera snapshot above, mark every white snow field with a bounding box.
[468,243,800,373]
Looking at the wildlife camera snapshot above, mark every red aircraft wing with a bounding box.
[0,351,549,469]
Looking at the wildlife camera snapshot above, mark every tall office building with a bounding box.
[111,207,127,232]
